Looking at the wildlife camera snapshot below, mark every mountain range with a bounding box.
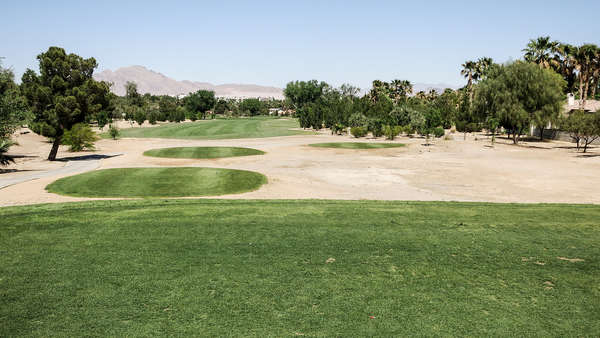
[93,65,460,99]
[93,66,285,99]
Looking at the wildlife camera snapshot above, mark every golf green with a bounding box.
[46,167,267,197]
[143,146,265,159]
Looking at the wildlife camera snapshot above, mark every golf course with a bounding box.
[1,200,598,336]
[110,117,313,140]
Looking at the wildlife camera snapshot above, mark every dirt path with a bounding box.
[1,129,599,206]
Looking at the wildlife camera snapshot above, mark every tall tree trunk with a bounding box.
[583,74,590,107]
[48,137,61,161]
[539,126,544,141]
[579,71,585,109]
[591,76,598,100]
[512,132,518,144]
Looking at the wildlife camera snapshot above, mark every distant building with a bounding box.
[564,93,599,114]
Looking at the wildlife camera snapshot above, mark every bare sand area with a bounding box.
[1,128,599,206]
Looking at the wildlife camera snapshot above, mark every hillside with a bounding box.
[94,65,284,99]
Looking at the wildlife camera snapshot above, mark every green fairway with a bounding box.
[45,168,267,197]
[143,146,265,159]
[107,117,313,140]
[309,142,405,149]
[1,200,598,336]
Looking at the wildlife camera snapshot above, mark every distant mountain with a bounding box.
[412,82,461,93]
[94,65,284,99]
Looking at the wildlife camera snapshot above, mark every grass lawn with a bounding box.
[309,142,406,149]
[143,147,265,159]
[0,200,598,336]
[45,168,267,197]
[106,117,313,140]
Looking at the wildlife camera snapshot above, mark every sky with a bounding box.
[2,0,600,90]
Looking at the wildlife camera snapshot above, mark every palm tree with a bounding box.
[554,43,578,93]
[523,36,559,69]
[575,44,599,108]
[461,60,478,103]
[390,79,413,103]
[476,57,494,80]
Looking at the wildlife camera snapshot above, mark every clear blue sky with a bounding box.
[2,0,599,89]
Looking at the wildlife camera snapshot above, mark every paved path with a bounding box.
[0,153,122,189]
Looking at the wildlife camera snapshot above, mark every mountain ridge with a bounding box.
[93,65,284,99]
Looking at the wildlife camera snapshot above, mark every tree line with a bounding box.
[286,36,600,149]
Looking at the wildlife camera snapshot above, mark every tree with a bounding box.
[461,60,478,104]
[134,109,147,126]
[523,36,559,69]
[562,110,600,153]
[283,80,328,109]
[214,99,230,114]
[125,81,143,107]
[184,90,216,120]
[21,47,112,160]
[239,98,265,116]
[158,95,178,118]
[473,61,565,144]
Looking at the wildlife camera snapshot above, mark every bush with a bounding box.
[367,118,384,137]
[350,126,367,138]
[433,127,445,138]
[170,108,186,123]
[108,124,120,140]
[348,113,368,128]
[467,123,481,132]
[62,123,98,151]
[384,125,402,140]
[148,110,159,125]
[134,110,146,126]
[0,139,15,166]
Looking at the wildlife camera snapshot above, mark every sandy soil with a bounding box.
[1,128,599,206]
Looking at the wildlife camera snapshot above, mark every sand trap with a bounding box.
[1,128,600,206]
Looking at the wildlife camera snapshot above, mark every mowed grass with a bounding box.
[46,168,267,197]
[309,142,405,149]
[143,146,265,159]
[109,117,313,140]
[0,200,598,336]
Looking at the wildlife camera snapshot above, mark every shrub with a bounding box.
[148,110,159,125]
[367,118,384,137]
[467,123,481,132]
[62,123,98,151]
[134,110,146,126]
[384,125,402,140]
[350,126,367,138]
[348,113,368,128]
[433,127,445,138]
[170,108,186,123]
[108,124,120,140]
[0,139,15,166]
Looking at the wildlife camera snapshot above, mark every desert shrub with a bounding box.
[433,126,445,138]
[348,113,368,128]
[0,139,15,165]
[134,110,146,126]
[367,118,384,137]
[62,123,98,151]
[332,123,346,135]
[108,124,120,140]
[384,125,402,140]
[170,108,186,123]
[444,134,453,141]
[351,126,367,138]
[148,110,159,125]
[467,123,481,132]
